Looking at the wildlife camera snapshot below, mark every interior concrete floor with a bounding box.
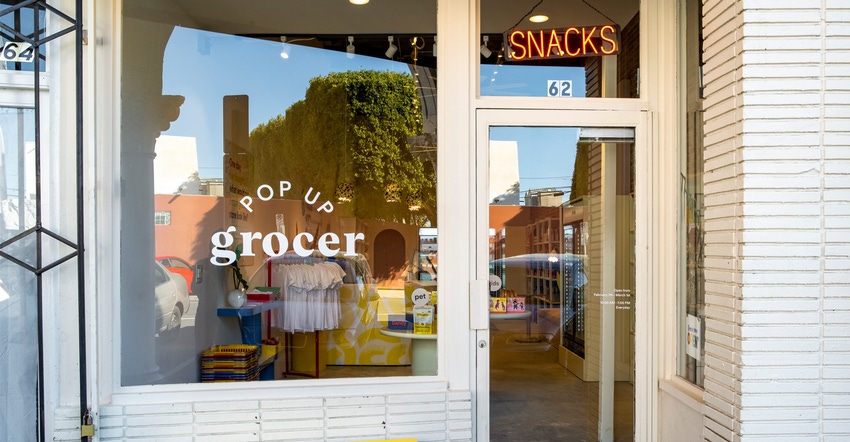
[488,316,634,442]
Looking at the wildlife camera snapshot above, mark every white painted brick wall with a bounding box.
[702,0,850,440]
[96,391,472,441]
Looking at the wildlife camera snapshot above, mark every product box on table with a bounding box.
[489,297,506,313]
[413,305,434,334]
[246,287,280,302]
[506,297,525,313]
[388,314,413,331]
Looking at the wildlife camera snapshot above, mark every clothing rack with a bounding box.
[266,255,342,379]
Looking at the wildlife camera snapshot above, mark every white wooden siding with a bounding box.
[92,391,472,442]
[702,0,850,440]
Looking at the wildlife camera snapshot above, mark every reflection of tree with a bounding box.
[250,70,435,225]
[569,142,589,202]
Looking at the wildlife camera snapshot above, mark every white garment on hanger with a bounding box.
[270,261,344,333]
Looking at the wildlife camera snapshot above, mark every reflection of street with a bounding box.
[154,295,200,384]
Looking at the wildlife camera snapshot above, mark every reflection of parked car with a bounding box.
[154,261,190,336]
[156,256,194,294]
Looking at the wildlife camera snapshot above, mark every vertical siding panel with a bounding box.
[703,0,745,438]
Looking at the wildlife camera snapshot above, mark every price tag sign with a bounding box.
[547,80,572,97]
[411,288,431,306]
[2,42,34,63]
[489,274,502,292]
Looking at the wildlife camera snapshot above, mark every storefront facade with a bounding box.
[0,0,848,441]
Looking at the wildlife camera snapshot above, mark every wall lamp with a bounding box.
[386,36,398,58]
[346,36,355,58]
[480,36,492,58]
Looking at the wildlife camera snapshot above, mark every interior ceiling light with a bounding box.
[529,14,549,23]
[432,35,437,57]
[349,0,369,4]
[385,36,398,58]
[279,36,290,59]
[346,36,355,58]
[480,35,492,58]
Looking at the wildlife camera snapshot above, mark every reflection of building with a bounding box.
[198,178,223,196]
[489,140,520,205]
[524,188,564,207]
[153,135,200,195]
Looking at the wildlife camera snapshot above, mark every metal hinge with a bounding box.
[81,409,95,438]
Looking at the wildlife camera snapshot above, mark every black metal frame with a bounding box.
[0,1,84,441]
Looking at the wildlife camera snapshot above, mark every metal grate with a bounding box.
[0,1,83,441]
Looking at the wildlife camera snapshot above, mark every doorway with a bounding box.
[475,110,642,442]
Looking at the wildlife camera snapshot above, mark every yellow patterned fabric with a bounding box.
[326,286,411,365]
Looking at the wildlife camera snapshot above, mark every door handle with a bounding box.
[470,279,489,330]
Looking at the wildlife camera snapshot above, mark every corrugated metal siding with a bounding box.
[96,391,472,441]
[702,0,850,440]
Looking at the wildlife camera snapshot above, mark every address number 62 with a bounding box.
[547,80,572,97]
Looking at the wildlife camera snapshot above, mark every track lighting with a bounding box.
[480,36,492,58]
[433,35,437,58]
[385,36,398,59]
[346,36,355,58]
[280,36,291,59]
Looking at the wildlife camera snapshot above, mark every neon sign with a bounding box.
[504,25,620,61]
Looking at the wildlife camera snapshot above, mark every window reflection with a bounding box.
[121,3,437,385]
[488,126,635,439]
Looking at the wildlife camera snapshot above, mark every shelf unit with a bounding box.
[526,216,561,308]
[217,301,285,380]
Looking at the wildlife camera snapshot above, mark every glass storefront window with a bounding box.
[678,0,705,387]
[480,0,640,98]
[0,107,39,439]
[121,1,437,385]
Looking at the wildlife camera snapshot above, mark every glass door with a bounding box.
[475,110,642,442]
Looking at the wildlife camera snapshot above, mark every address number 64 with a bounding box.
[2,42,34,63]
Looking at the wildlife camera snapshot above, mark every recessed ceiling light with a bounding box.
[529,14,549,23]
[350,0,369,5]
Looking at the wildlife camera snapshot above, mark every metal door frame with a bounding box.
[473,108,650,442]
[0,1,85,440]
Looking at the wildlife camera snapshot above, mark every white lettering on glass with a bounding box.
[211,179,364,265]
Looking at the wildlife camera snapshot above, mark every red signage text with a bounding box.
[505,25,620,61]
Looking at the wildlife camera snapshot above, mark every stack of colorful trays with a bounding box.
[201,344,260,382]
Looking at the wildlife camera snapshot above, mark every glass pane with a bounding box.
[0,107,39,439]
[678,0,705,387]
[488,126,635,440]
[480,0,640,98]
[121,1,437,385]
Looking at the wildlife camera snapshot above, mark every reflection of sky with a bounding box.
[162,27,586,185]
[489,126,579,204]
[162,27,410,179]
[0,108,35,200]
[480,64,586,98]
